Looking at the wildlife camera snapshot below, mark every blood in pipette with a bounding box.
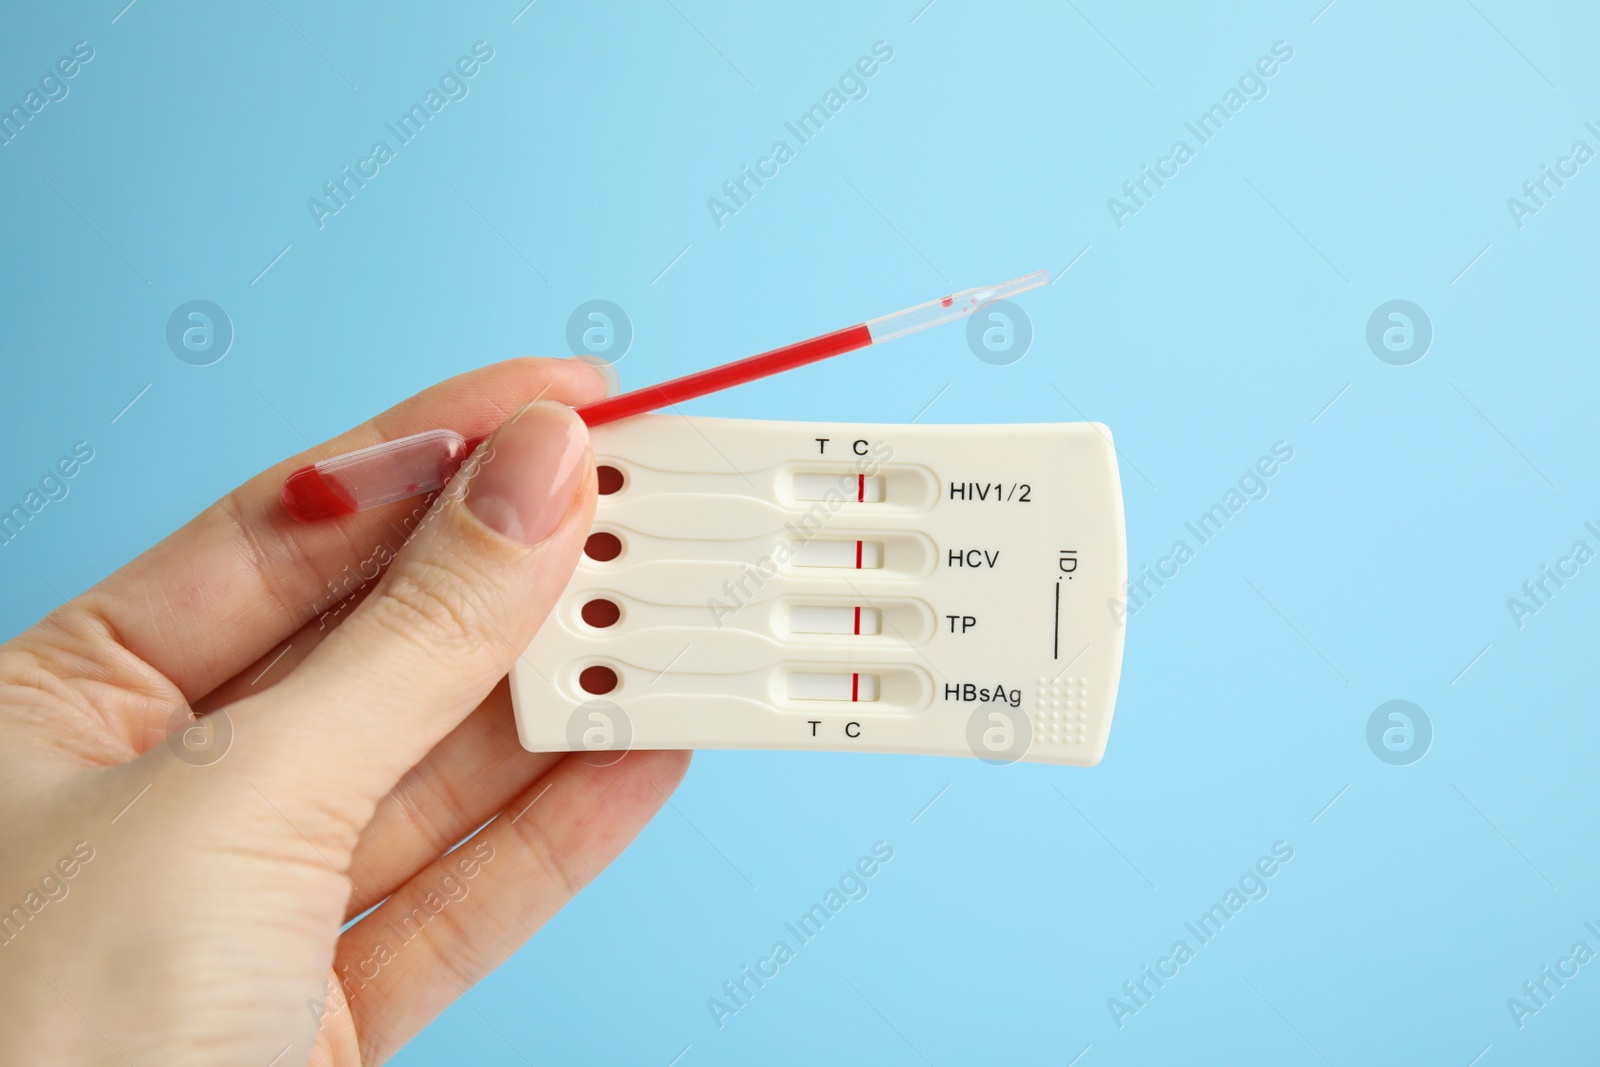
[940,296,953,308]
[280,467,359,521]
[576,323,874,427]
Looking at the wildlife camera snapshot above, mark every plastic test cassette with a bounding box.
[508,416,1127,766]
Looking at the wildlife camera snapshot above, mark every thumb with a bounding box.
[256,399,594,801]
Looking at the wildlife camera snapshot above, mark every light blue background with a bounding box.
[3,1,1598,1063]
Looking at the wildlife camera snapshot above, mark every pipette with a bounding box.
[279,269,1048,522]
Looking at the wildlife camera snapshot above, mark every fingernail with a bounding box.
[466,401,589,544]
[575,354,621,397]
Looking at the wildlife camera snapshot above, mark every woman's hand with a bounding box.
[0,358,690,1066]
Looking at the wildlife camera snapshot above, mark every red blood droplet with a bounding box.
[582,598,621,628]
[940,296,953,308]
[584,531,623,561]
[579,665,619,694]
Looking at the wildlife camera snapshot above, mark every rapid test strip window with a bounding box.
[789,605,882,636]
[792,473,886,502]
[509,416,1127,767]
[788,671,880,702]
[790,539,884,569]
